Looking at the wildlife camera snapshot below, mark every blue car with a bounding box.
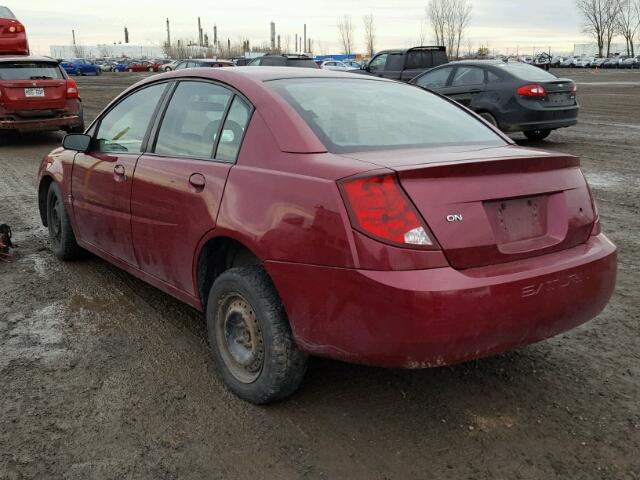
[113,61,131,72]
[61,58,101,76]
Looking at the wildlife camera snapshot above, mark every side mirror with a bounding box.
[62,133,91,152]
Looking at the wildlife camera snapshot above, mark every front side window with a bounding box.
[94,83,167,153]
[451,67,485,87]
[414,67,453,89]
[368,54,387,72]
[216,97,252,162]
[268,78,505,154]
[154,81,233,159]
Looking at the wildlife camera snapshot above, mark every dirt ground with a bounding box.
[0,68,638,480]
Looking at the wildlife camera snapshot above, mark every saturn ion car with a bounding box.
[37,67,616,404]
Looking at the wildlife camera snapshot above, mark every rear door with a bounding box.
[439,66,486,107]
[131,80,253,295]
[71,82,168,266]
[0,60,67,112]
[382,53,404,80]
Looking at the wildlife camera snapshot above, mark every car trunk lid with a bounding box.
[343,145,596,269]
[0,61,67,112]
[539,79,576,108]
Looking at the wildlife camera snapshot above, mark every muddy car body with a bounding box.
[0,56,83,133]
[37,67,616,403]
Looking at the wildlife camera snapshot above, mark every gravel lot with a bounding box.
[0,68,638,480]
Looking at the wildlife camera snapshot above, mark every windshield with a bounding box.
[496,63,558,81]
[0,62,64,80]
[268,78,505,153]
[0,6,15,18]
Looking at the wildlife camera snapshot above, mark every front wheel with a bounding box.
[148,67,154,72]
[206,266,308,404]
[46,183,84,260]
[524,129,552,141]
[478,112,498,128]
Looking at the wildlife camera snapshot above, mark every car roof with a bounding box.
[376,46,446,55]
[0,55,59,63]
[173,66,389,82]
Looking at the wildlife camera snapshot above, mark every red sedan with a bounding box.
[37,68,616,404]
[125,60,160,72]
[0,6,28,55]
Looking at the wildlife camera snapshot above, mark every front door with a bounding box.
[71,82,168,266]
[131,80,253,295]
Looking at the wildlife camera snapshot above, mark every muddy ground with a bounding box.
[0,69,638,480]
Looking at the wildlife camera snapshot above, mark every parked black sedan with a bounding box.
[410,60,578,140]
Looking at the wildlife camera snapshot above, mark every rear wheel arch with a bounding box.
[196,236,262,310]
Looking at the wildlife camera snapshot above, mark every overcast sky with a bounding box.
[13,0,588,55]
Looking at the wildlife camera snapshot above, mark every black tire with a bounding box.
[96,68,102,76]
[46,183,84,260]
[206,265,307,404]
[128,68,133,73]
[64,103,85,134]
[478,112,498,128]
[524,129,552,141]
[148,67,154,72]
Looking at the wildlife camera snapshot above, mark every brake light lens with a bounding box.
[66,79,79,98]
[8,22,25,33]
[340,174,434,247]
[571,84,577,97]
[517,84,546,97]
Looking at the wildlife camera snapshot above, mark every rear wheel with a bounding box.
[148,66,154,72]
[478,112,498,128]
[524,129,552,141]
[206,266,308,404]
[128,68,133,73]
[96,68,101,76]
[46,183,84,260]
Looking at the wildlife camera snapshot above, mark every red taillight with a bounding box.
[8,22,25,33]
[517,84,546,97]
[66,79,79,98]
[339,173,434,247]
[571,84,577,97]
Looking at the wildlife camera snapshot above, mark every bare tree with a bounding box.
[337,15,355,55]
[284,34,291,52]
[97,44,114,58]
[576,0,621,57]
[418,12,429,44]
[72,44,86,58]
[616,0,640,55]
[427,0,472,58]
[453,0,472,60]
[363,13,376,57]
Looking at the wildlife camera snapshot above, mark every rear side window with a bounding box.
[496,63,558,81]
[0,6,15,18]
[269,78,504,153]
[451,67,485,86]
[95,83,167,153]
[0,62,63,80]
[154,81,233,159]
[385,53,404,71]
[406,51,426,69]
[216,97,252,162]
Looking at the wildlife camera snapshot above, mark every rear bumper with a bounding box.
[0,36,29,56]
[501,104,579,133]
[0,114,81,132]
[266,234,616,368]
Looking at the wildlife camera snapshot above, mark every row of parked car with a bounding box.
[551,55,640,69]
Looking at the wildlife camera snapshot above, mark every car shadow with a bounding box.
[0,130,63,147]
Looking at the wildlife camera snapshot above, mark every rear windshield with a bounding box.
[0,6,15,18]
[496,63,558,81]
[0,62,64,80]
[268,78,504,153]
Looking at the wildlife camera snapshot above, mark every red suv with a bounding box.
[0,6,28,55]
[0,56,83,133]
[37,68,616,404]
